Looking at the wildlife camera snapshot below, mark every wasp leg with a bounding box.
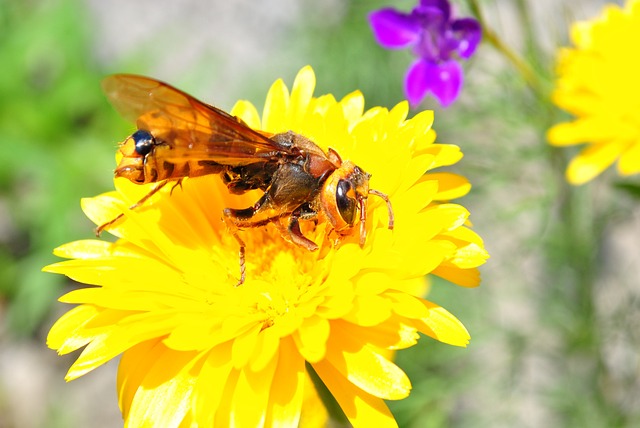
[221,213,245,286]
[231,232,246,287]
[169,178,184,195]
[223,197,320,283]
[286,204,319,251]
[95,181,169,236]
[221,216,246,287]
[222,194,270,286]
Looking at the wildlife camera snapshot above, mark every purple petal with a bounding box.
[368,8,421,49]
[404,59,434,107]
[411,4,447,32]
[404,59,463,107]
[408,6,448,61]
[451,18,482,58]
[418,0,451,22]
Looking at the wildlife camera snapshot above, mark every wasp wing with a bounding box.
[102,74,293,165]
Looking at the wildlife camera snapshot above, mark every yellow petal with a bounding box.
[449,242,490,269]
[340,90,364,123]
[265,338,305,428]
[392,178,438,216]
[312,359,398,428]
[289,65,316,126]
[618,141,640,175]
[66,310,182,380]
[393,275,430,297]
[547,118,622,146]
[249,327,281,372]
[230,99,262,129]
[50,239,112,259]
[231,322,263,369]
[352,271,394,296]
[294,315,330,363]
[343,294,392,327]
[59,288,171,312]
[47,305,98,353]
[421,143,463,168]
[384,291,429,319]
[386,101,409,129]
[413,299,470,347]
[212,369,240,427]
[230,353,278,428]
[324,332,411,400]
[191,343,234,426]
[432,265,481,288]
[328,243,366,281]
[566,140,627,184]
[298,372,329,428]
[440,224,486,247]
[163,315,221,351]
[262,78,290,132]
[329,318,418,351]
[315,279,356,320]
[399,153,436,193]
[423,203,470,231]
[118,339,164,419]
[425,172,472,200]
[405,110,434,149]
[386,240,453,278]
[124,347,200,428]
[43,257,180,289]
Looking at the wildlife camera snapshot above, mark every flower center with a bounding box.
[217,230,325,330]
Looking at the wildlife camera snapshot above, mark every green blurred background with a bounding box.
[1,0,638,427]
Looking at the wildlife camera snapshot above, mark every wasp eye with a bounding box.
[336,179,356,225]
[132,130,155,156]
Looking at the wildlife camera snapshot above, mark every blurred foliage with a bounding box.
[0,0,124,335]
[295,0,411,109]
[615,181,640,200]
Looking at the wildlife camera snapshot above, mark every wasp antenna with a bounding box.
[368,189,394,230]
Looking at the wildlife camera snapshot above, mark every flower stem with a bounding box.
[466,0,546,99]
[306,362,351,427]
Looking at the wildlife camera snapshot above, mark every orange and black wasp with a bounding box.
[98,75,394,284]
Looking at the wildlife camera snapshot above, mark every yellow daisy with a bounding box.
[548,0,640,185]
[44,66,488,427]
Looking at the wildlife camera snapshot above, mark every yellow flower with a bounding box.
[548,0,640,185]
[44,66,488,427]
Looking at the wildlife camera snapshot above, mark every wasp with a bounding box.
[98,75,394,284]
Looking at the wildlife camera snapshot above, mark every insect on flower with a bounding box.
[97,75,394,284]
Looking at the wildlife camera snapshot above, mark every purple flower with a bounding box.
[369,0,482,107]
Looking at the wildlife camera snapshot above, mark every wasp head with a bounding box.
[320,161,393,246]
[115,129,155,184]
